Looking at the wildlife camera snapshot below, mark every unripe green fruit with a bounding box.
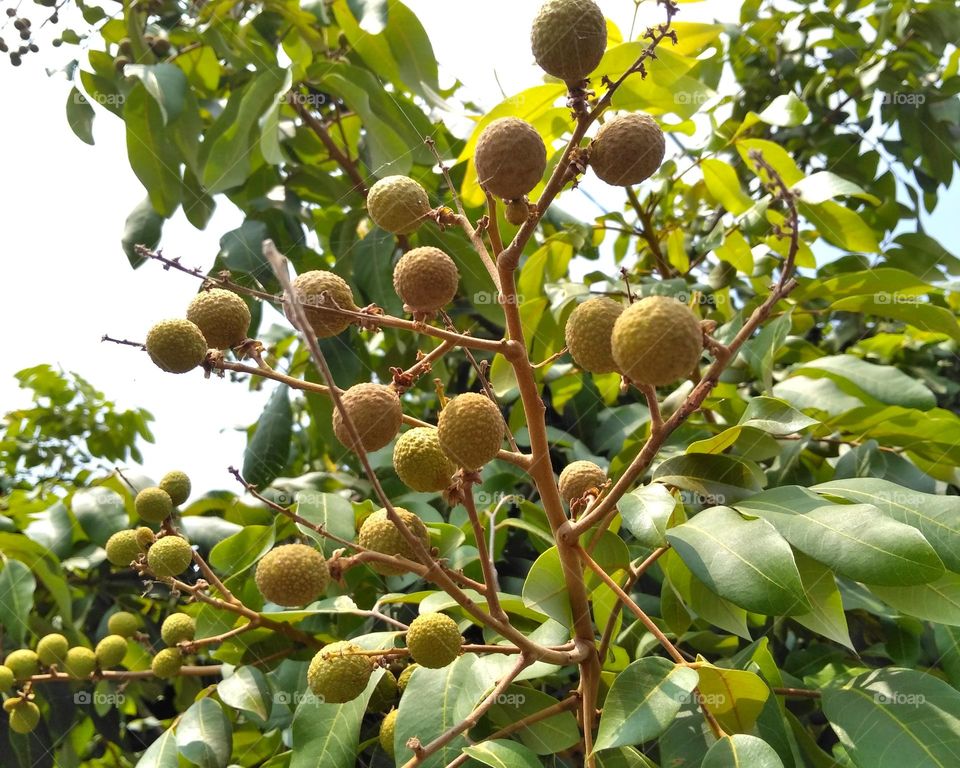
[254,544,329,607]
[564,296,624,374]
[36,634,69,668]
[105,530,143,567]
[186,288,251,349]
[287,270,358,338]
[5,650,39,681]
[8,700,40,734]
[159,470,191,506]
[357,508,430,576]
[145,318,208,374]
[307,641,374,704]
[590,113,665,187]
[107,611,140,638]
[558,460,606,504]
[367,176,431,235]
[95,635,128,668]
[147,535,194,578]
[406,613,461,669]
[531,0,607,83]
[161,613,196,646]
[611,296,703,386]
[64,647,97,679]
[366,669,398,712]
[135,486,174,523]
[392,247,459,314]
[392,428,457,493]
[474,118,546,201]
[332,383,403,453]
[379,708,398,758]
[396,663,419,693]
[0,665,15,691]
[437,393,505,470]
[151,647,182,679]
[136,526,156,547]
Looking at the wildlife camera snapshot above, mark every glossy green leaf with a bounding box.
[295,492,355,558]
[486,686,580,754]
[66,87,95,145]
[176,698,232,768]
[217,666,271,721]
[870,573,960,626]
[702,734,785,767]
[522,547,571,626]
[830,294,960,342]
[0,559,36,647]
[209,525,275,578]
[124,83,182,216]
[702,159,753,215]
[617,483,676,547]
[793,172,881,205]
[242,386,292,488]
[72,486,128,546]
[696,665,770,733]
[787,550,853,649]
[135,729,179,768]
[462,740,542,768]
[121,197,164,268]
[653,453,765,504]
[789,355,936,410]
[801,201,879,253]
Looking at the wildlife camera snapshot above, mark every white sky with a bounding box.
[0,0,954,494]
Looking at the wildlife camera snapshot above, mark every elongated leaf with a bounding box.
[595,747,658,767]
[522,547,571,626]
[830,295,960,342]
[662,549,751,639]
[793,172,880,205]
[594,656,699,751]
[135,729,179,768]
[0,560,35,647]
[121,197,164,268]
[617,483,676,547]
[72,487,128,546]
[790,550,853,649]
[822,668,960,767]
[653,453,765,505]
[486,686,579,754]
[696,665,770,733]
[209,525,275,578]
[242,386,292,488]
[124,82,181,216]
[702,734,785,767]
[869,572,960,626]
[740,396,819,434]
[218,666,271,722]
[666,506,809,616]
[790,355,935,410]
[463,740,542,768]
[66,87,95,145]
[176,698,232,768]
[702,158,753,215]
[295,492,355,557]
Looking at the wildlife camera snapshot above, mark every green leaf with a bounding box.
[735,92,809,139]
[822,668,960,767]
[696,665,770,733]
[176,698,232,768]
[523,547,571,626]
[595,747,658,767]
[121,197,164,268]
[219,220,269,274]
[217,666,271,721]
[830,294,960,342]
[66,87,95,145]
[486,687,580,754]
[124,82,182,217]
[701,159,753,215]
[72,486,128,546]
[800,201,879,253]
[666,506,809,616]
[593,656,699,752]
[295,492,355,558]
[934,624,960,689]
[702,734,785,767]
[0,560,36,647]
[797,267,932,302]
[124,63,187,124]
[792,172,881,205]
[737,138,804,186]
[740,396,819,434]
[740,310,792,391]
[289,668,370,768]
[790,550,853,649]
[617,483,676,548]
[462,740,542,768]
[242,386,292,489]
[663,549,751,639]
[653,453,765,504]
[209,525,275,578]
[789,355,936,410]
[714,228,754,274]
[135,729,179,768]
[869,572,960,626]
[382,2,440,97]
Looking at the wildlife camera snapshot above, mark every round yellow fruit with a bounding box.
[396,663,419,693]
[379,708,398,758]
[8,699,40,734]
[357,508,430,576]
[564,296,624,374]
[392,247,459,314]
[64,647,96,679]
[406,613,461,669]
[332,383,403,453]
[107,611,140,638]
[475,118,546,201]
[151,647,182,679]
[186,288,251,349]
[590,113,665,187]
[367,669,398,712]
[558,460,606,504]
[161,613,196,646]
[367,176,431,235]
[145,318,208,374]
[287,270,358,338]
[5,650,39,681]
[105,529,143,567]
[0,665,15,691]
[95,635,128,668]
[611,296,703,386]
[36,634,69,668]
[254,544,329,607]
[307,641,375,704]
[159,470,191,506]
[437,393,504,470]
[531,0,607,83]
[135,486,173,523]
[392,428,457,493]
[147,535,194,578]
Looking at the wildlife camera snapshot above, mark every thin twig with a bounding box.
[463,481,506,622]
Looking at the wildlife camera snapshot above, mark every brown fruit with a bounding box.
[392,247,459,314]
[287,271,358,338]
[474,118,546,201]
[531,0,608,83]
[564,296,624,374]
[558,460,606,504]
[590,113,665,187]
[610,295,703,386]
[332,383,403,452]
[505,199,530,226]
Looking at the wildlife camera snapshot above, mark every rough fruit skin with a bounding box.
[393,428,457,493]
[151,648,182,679]
[287,270,358,338]
[5,650,39,681]
[564,296,624,374]
[379,709,397,758]
[505,199,530,226]
[0,665,15,691]
[135,486,174,523]
[254,544,329,607]
[159,470,191,506]
[161,613,196,646]
[392,247,459,314]
[105,530,143,566]
[590,113,665,186]
[474,118,546,200]
[8,700,40,734]
[95,635,128,668]
[357,508,430,576]
[367,669,398,712]
[332,383,403,453]
[396,663,418,693]
[307,641,374,704]
[186,288,251,349]
[108,612,140,638]
[437,393,505,470]
[136,526,156,548]
[145,318,208,374]
[36,634,69,668]
[558,460,606,504]
[64,647,96,679]
[531,0,607,83]
[367,176,431,235]
[611,296,703,386]
[147,536,194,578]
[406,613,461,668]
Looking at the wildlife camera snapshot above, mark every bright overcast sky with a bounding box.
[1,0,954,494]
